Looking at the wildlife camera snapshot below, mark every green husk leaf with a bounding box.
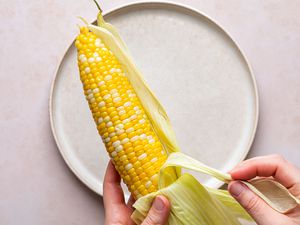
[132,173,247,225]
[159,152,231,188]
[158,152,300,214]
[206,187,252,220]
[96,13,131,54]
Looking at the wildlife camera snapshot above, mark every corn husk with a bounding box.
[132,173,248,225]
[83,13,300,225]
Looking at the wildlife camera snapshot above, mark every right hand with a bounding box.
[228,154,300,225]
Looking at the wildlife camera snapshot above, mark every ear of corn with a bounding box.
[87,23,180,156]
[75,26,171,198]
[75,6,299,225]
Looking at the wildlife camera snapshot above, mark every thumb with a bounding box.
[141,195,170,225]
[228,181,282,224]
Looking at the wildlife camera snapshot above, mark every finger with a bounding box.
[141,195,170,225]
[228,181,284,224]
[127,195,135,210]
[230,154,300,188]
[103,160,125,210]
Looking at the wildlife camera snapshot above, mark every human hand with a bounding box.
[103,160,171,225]
[228,155,300,225]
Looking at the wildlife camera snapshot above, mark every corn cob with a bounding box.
[75,26,167,199]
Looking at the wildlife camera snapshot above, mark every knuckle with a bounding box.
[143,214,160,225]
[244,195,261,214]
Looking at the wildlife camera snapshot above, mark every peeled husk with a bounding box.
[84,14,300,224]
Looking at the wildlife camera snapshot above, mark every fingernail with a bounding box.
[230,181,246,197]
[153,196,165,211]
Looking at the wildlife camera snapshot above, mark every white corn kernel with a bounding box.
[130,115,137,120]
[139,119,145,124]
[112,141,121,147]
[109,68,116,73]
[151,157,158,163]
[110,89,117,94]
[116,145,123,152]
[119,110,126,116]
[109,132,116,138]
[112,93,119,98]
[147,135,153,140]
[116,129,124,135]
[138,153,147,160]
[93,88,99,93]
[121,138,129,144]
[104,75,112,81]
[106,122,113,127]
[124,101,131,107]
[84,67,91,73]
[145,181,152,188]
[87,93,94,99]
[122,118,130,124]
[98,101,105,108]
[126,127,134,133]
[116,124,124,129]
[149,139,155,144]
[115,145,123,152]
[130,136,139,142]
[125,163,133,170]
[113,97,121,102]
[88,57,95,63]
[140,134,147,140]
[103,94,111,100]
[98,81,105,86]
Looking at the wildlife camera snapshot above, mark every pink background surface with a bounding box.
[1,0,300,224]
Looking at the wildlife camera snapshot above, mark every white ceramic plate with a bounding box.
[50,1,258,196]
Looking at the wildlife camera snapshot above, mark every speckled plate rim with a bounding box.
[49,0,259,196]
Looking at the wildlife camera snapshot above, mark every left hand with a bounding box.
[103,160,171,225]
